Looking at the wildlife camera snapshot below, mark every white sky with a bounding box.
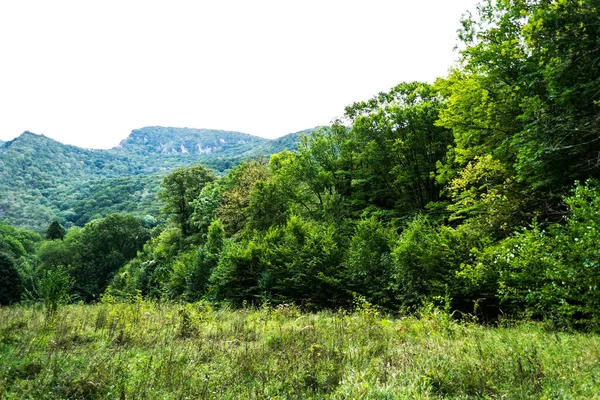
[0,0,479,149]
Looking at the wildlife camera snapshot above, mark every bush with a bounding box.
[391,216,450,312]
[345,217,396,309]
[482,180,600,329]
[208,215,348,308]
[36,265,74,315]
[0,252,22,305]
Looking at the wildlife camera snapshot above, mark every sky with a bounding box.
[0,0,479,149]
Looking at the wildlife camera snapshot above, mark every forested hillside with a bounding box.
[116,126,267,156]
[0,127,305,231]
[240,128,320,158]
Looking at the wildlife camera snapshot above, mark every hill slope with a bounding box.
[0,127,305,231]
[117,126,267,157]
[241,127,319,158]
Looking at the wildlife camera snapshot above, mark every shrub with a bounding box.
[0,252,22,305]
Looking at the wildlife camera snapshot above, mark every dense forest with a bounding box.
[2,0,600,332]
[0,127,311,231]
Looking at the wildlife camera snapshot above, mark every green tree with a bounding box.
[209,215,347,308]
[45,221,66,240]
[217,158,270,236]
[190,181,223,240]
[68,214,150,301]
[159,164,217,237]
[0,252,22,305]
[345,217,396,309]
[37,239,73,271]
[439,0,600,227]
[109,226,183,299]
[391,216,461,312]
[485,180,600,328]
[36,265,74,316]
[345,82,454,217]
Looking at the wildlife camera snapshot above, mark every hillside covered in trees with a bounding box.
[1,0,600,331]
[0,127,312,231]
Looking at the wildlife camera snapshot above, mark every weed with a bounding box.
[0,303,599,398]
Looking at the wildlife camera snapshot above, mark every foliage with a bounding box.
[159,164,217,237]
[37,214,150,302]
[209,215,347,308]
[187,219,225,300]
[45,221,65,240]
[0,223,43,258]
[108,226,183,299]
[391,216,451,311]
[62,174,164,227]
[2,303,600,398]
[217,158,270,236]
[345,217,396,309]
[345,82,454,216]
[481,180,600,328]
[0,223,43,302]
[0,127,303,231]
[34,265,74,316]
[0,252,22,305]
[439,0,600,225]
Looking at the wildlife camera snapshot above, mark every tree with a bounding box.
[209,214,348,308]
[440,0,600,225]
[68,214,150,301]
[345,217,396,309]
[0,252,22,305]
[37,239,73,270]
[159,164,217,237]
[36,265,74,316]
[217,158,270,236]
[344,82,454,218]
[45,221,66,240]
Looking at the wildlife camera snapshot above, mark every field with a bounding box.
[1,300,600,399]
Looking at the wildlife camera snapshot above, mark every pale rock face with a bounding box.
[197,143,213,154]
[180,145,188,154]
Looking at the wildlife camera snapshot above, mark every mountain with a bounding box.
[241,127,319,158]
[0,139,4,148]
[0,127,307,231]
[117,127,267,157]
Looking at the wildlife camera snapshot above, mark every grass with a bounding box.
[1,299,600,399]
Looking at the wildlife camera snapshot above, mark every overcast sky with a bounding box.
[0,0,479,149]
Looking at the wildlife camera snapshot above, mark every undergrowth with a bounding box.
[1,299,599,399]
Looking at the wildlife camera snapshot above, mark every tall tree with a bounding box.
[45,221,66,240]
[344,82,454,218]
[65,214,150,301]
[217,158,270,236]
[159,164,217,237]
[441,0,600,226]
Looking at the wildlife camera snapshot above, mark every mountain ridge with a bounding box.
[0,126,317,231]
[115,126,268,156]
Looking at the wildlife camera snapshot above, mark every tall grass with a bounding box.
[1,299,599,399]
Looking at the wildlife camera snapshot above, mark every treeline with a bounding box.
[2,0,600,329]
[0,215,149,305]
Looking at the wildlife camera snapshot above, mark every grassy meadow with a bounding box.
[1,300,600,399]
